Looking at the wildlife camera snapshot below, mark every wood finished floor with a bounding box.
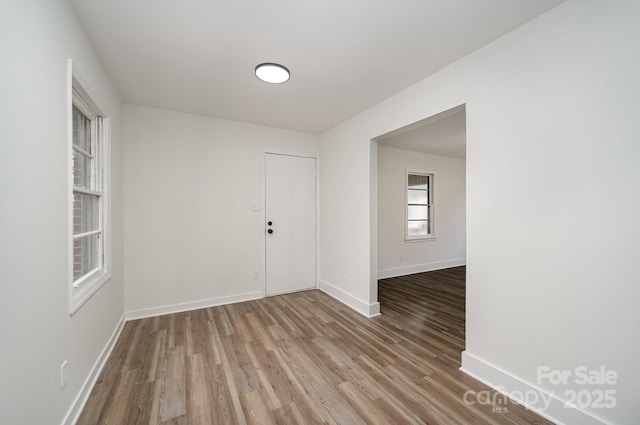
[77,267,551,425]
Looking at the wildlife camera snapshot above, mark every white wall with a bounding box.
[123,105,319,316]
[377,146,465,278]
[319,123,379,316]
[0,1,124,424]
[319,1,639,424]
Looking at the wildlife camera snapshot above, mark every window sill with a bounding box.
[405,236,437,243]
[70,270,111,315]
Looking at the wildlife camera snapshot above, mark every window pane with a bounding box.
[73,233,100,280]
[408,189,429,204]
[408,174,428,189]
[408,220,430,237]
[408,205,429,220]
[73,105,91,153]
[73,193,99,234]
[72,150,91,188]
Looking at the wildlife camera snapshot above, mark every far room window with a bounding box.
[406,171,434,240]
[69,61,111,313]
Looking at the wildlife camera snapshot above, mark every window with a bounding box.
[68,62,110,313]
[406,171,434,240]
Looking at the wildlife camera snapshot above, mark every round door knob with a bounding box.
[267,221,273,226]
[267,229,273,234]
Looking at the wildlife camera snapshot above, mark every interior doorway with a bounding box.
[371,103,467,327]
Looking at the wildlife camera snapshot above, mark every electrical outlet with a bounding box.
[343,275,349,287]
[253,270,259,279]
[400,254,408,262]
[60,361,68,389]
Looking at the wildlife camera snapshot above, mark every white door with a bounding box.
[265,153,317,295]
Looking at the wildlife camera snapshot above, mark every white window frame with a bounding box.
[405,169,435,241]
[68,60,111,314]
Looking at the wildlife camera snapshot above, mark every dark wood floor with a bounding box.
[77,267,551,424]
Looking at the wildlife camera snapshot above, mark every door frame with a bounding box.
[263,150,319,297]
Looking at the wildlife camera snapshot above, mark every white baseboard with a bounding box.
[378,258,466,279]
[126,291,264,321]
[60,314,126,425]
[460,351,612,425]
[318,279,380,318]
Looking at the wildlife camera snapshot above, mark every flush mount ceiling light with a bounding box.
[255,63,290,84]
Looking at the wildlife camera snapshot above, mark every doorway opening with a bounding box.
[371,103,467,348]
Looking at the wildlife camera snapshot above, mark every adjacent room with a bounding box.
[375,105,467,281]
[1,1,638,425]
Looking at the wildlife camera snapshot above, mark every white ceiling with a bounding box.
[69,0,564,134]
[376,105,466,159]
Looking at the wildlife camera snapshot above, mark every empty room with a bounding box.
[0,1,638,425]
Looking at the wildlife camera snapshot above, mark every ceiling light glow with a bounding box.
[255,63,290,84]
